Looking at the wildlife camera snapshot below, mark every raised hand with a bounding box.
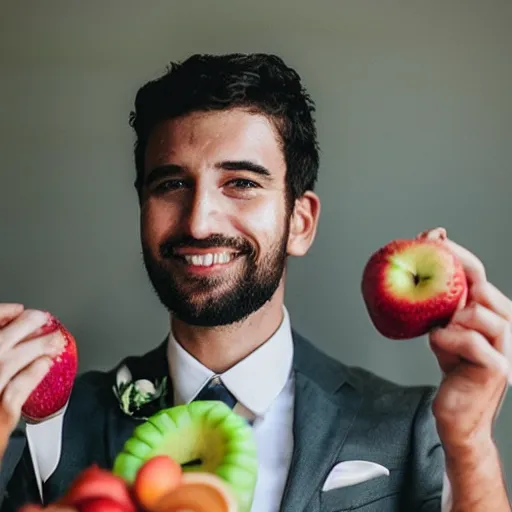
[419,227,511,511]
[0,304,65,462]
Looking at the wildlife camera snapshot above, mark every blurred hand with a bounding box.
[0,304,66,462]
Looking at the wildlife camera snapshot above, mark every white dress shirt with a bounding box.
[25,306,453,511]
[167,307,295,512]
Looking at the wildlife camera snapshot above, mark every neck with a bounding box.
[170,288,285,373]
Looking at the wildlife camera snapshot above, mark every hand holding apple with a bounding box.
[362,227,512,510]
[415,229,512,448]
[0,305,78,464]
[361,228,511,439]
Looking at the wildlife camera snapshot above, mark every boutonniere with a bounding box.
[112,364,168,420]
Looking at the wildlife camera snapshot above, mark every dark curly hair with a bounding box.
[129,53,320,207]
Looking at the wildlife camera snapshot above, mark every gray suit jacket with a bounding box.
[0,330,444,511]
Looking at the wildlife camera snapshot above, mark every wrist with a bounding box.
[442,430,496,465]
[442,437,510,510]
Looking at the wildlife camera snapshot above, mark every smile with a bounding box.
[179,252,239,267]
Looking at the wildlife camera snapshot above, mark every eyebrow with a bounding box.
[144,160,272,187]
[215,160,271,177]
[144,164,182,187]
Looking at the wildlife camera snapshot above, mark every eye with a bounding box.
[154,179,188,193]
[226,178,259,189]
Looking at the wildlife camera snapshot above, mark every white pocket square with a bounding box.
[322,460,390,492]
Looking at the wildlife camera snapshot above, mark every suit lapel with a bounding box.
[279,334,363,512]
[0,422,40,510]
[105,337,173,466]
[0,423,25,494]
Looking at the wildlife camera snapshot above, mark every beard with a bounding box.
[141,228,289,327]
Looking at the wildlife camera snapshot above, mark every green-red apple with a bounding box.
[361,238,467,339]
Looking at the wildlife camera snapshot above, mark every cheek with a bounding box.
[234,196,286,246]
[140,200,179,246]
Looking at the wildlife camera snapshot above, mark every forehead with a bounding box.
[144,108,286,173]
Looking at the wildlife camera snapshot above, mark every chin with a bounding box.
[170,306,251,328]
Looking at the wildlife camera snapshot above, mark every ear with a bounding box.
[287,191,321,257]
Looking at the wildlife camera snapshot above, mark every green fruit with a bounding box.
[112,400,258,512]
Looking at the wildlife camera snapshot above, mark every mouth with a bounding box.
[171,250,243,273]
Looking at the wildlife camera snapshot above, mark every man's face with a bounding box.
[139,108,291,327]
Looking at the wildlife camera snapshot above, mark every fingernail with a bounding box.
[48,335,66,353]
[30,309,50,327]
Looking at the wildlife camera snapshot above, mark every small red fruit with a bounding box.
[60,465,136,512]
[361,238,467,339]
[133,455,183,511]
[22,312,78,422]
[74,497,130,512]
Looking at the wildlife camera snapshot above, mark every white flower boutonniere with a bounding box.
[112,364,168,420]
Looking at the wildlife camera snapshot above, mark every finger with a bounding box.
[470,281,512,322]
[416,227,447,241]
[415,229,487,287]
[0,332,65,393]
[503,327,512,385]
[442,238,487,287]
[0,309,49,356]
[0,303,24,328]
[428,337,461,375]
[430,325,509,376]
[451,303,510,352]
[0,356,52,425]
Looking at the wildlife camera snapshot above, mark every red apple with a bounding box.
[361,238,467,339]
[21,312,78,422]
[74,498,129,512]
[60,465,137,512]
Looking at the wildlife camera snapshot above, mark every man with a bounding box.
[0,53,510,511]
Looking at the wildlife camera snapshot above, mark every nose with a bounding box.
[184,187,222,239]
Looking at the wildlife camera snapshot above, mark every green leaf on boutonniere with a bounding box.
[112,364,168,420]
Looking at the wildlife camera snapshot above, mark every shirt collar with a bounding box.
[167,307,294,418]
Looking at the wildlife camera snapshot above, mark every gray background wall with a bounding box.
[1,0,511,490]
